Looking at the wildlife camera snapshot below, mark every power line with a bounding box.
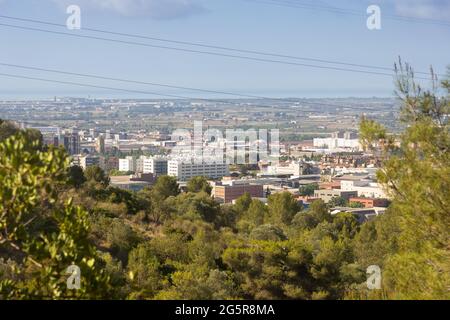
[250,0,362,16]
[0,22,437,82]
[285,0,450,25]
[0,62,292,101]
[0,70,388,111]
[0,14,441,77]
[0,72,204,100]
[0,61,397,110]
[274,0,342,11]
[246,0,450,27]
[0,14,390,73]
[0,65,351,109]
[0,71,312,106]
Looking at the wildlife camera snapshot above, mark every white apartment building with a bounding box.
[134,156,168,175]
[313,131,361,151]
[119,156,135,172]
[119,156,168,175]
[135,156,145,173]
[340,180,388,199]
[168,160,229,181]
[142,157,168,175]
[313,137,361,150]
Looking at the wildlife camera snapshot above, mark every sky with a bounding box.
[0,0,449,99]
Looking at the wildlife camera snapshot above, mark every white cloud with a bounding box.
[51,0,206,19]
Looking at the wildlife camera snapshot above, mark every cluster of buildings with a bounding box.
[117,155,229,181]
[27,125,174,156]
[311,131,361,153]
[261,160,314,176]
[28,124,390,222]
[118,156,168,175]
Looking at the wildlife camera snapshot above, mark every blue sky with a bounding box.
[0,0,449,99]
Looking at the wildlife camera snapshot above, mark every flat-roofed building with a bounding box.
[79,155,104,170]
[213,183,264,203]
[168,160,229,181]
[314,189,358,203]
[319,181,341,190]
[110,175,154,192]
[313,131,361,151]
[63,132,80,155]
[331,207,386,223]
[134,156,168,175]
[119,156,135,172]
[340,180,387,198]
[143,157,168,175]
[265,161,307,176]
[349,197,389,208]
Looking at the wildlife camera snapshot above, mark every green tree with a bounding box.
[222,240,292,299]
[328,196,348,208]
[106,219,140,263]
[127,244,162,299]
[187,176,212,195]
[221,236,356,300]
[291,212,319,230]
[353,211,400,269]
[109,169,133,176]
[67,165,86,188]
[0,120,42,149]
[299,183,319,196]
[0,119,20,141]
[267,192,302,225]
[155,266,237,300]
[234,192,252,215]
[84,165,110,187]
[0,133,110,299]
[354,63,450,299]
[169,192,221,226]
[152,175,180,199]
[349,201,365,208]
[244,199,267,226]
[250,224,287,241]
[308,199,332,223]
